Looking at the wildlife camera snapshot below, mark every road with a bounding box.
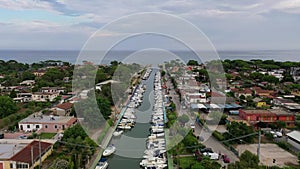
[194,122,239,164]
[164,70,239,166]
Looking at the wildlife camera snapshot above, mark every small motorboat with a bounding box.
[113,130,123,137]
[103,145,116,156]
[95,158,108,169]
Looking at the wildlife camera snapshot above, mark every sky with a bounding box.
[0,0,300,50]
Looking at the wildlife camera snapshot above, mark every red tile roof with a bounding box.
[56,102,73,110]
[10,141,53,165]
[236,88,252,94]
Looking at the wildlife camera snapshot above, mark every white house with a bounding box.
[185,92,206,106]
[41,87,65,94]
[32,92,58,102]
[19,80,35,86]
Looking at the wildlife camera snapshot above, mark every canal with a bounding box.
[107,69,157,169]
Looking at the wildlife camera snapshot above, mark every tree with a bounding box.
[9,89,17,98]
[262,75,279,84]
[225,73,234,80]
[228,150,259,169]
[0,96,18,118]
[178,114,189,125]
[21,71,35,81]
[249,72,264,81]
[96,97,112,120]
[225,122,255,143]
[239,95,246,101]
[187,60,199,66]
[161,70,166,77]
[298,152,300,165]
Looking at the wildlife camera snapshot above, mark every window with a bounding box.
[36,125,39,129]
[45,125,48,128]
[27,125,30,129]
[54,125,58,129]
[10,163,13,168]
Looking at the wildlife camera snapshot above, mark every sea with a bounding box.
[0,50,299,64]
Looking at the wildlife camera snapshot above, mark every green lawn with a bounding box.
[39,132,56,139]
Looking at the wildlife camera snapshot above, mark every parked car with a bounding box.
[222,155,230,163]
[19,135,27,139]
[275,132,282,137]
[190,123,195,129]
[200,148,213,153]
[203,152,219,160]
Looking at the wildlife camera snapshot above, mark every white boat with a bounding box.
[140,157,167,167]
[113,130,123,137]
[156,164,168,169]
[144,149,166,155]
[117,125,131,130]
[95,161,108,169]
[103,145,116,156]
[152,133,164,138]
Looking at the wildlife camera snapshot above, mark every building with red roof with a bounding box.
[55,102,73,116]
[0,140,53,169]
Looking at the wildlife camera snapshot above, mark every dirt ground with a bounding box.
[236,144,298,167]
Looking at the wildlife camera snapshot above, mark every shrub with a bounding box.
[276,141,291,151]
[212,131,224,141]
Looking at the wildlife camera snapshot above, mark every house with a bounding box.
[33,70,46,77]
[32,92,58,102]
[55,102,73,116]
[234,88,252,98]
[239,109,277,123]
[291,67,300,82]
[252,87,276,98]
[239,109,295,128]
[287,131,300,150]
[274,97,300,112]
[230,81,243,88]
[185,92,206,104]
[40,87,65,94]
[63,77,70,83]
[269,109,295,127]
[14,93,32,103]
[0,140,53,169]
[256,102,267,108]
[18,114,77,133]
[19,80,35,86]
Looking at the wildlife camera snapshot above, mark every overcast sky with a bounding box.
[0,0,299,50]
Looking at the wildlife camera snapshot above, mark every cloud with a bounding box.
[0,0,300,50]
[272,0,300,13]
[0,0,54,11]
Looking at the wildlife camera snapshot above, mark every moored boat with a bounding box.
[103,145,116,156]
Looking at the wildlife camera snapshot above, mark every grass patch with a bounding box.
[39,132,56,139]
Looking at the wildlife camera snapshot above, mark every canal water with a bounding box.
[107,69,157,169]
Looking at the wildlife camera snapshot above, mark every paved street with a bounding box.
[164,72,239,166]
[194,122,239,164]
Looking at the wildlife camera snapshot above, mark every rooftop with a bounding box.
[33,92,58,95]
[19,114,76,124]
[10,141,53,165]
[56,102,73,110]
[0,143,27,159]
[242,109,276,116]
[287,131,300,142]
[269,109,294,116]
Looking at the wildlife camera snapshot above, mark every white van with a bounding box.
[203,152,219,160]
